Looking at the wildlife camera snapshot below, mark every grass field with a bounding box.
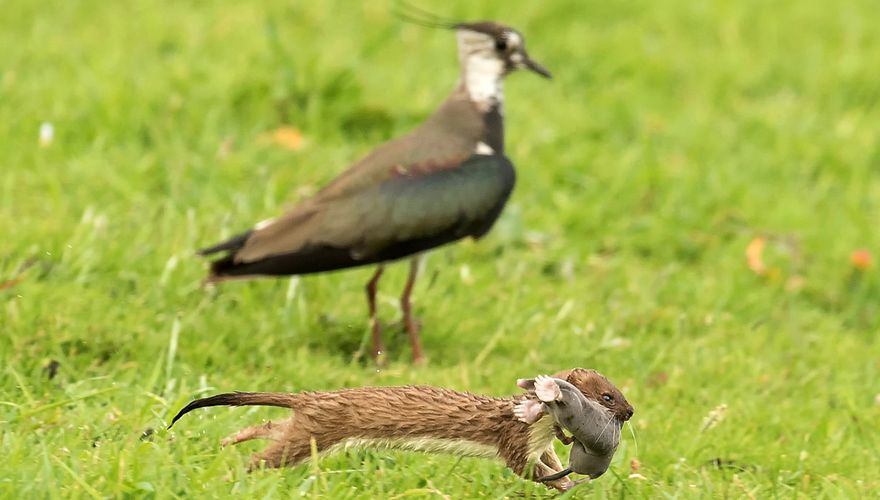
[2,0,879,497]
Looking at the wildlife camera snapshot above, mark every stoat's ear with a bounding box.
[551,368,574,382]
[534,375,563,402]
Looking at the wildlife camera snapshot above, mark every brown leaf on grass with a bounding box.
[746,237,766,274]
[630,458,642,472]
[216,137,234,159]
[260,126,304,151]
[850,249,872,271]
[646,371,668,388]
[0,278,21,290]
[785,275,805,292]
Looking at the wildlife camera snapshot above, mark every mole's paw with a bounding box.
[513,399,545,424]
[534,375,562,402]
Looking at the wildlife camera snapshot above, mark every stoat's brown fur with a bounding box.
[169,368,628,491]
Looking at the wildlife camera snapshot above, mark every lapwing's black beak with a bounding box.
[523,55,552,79]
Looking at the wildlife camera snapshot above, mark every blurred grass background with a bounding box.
[1,0,879,497]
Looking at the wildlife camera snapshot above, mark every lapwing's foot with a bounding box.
[403,317,425,365]
[370,315,388,367]
[372,349,388,367]
[411,352,427,365]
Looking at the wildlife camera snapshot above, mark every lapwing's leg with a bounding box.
[365,265,386,361]
[401,256,424,363]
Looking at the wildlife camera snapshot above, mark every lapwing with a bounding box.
[199,18,551,364]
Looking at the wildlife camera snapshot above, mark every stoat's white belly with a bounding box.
[527,416,557,464]
[325,437,499,459]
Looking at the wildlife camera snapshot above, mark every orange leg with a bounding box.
[365,265,385,362]
[401,257,424,363]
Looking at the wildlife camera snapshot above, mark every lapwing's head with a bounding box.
[453,21,551,80]
[393,5,551,108]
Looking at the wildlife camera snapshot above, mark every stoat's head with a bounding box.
[552,368,634,424]
[518,368,634,425]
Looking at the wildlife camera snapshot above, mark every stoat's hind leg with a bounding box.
[246,425,314,471]
[248,442,310,470]
[537,449,574,492]
[221,420,280,447]
[218,418,313,471]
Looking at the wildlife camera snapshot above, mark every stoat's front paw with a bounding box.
[513,399,545,424]
[534,375,562,402]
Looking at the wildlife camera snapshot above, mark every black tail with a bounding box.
[197,230,253,256]
[168,391,296,429]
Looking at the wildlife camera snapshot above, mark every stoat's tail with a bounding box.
[168,392,297,429]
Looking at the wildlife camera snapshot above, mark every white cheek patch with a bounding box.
[457,30,505,110]
[464,55,504,108]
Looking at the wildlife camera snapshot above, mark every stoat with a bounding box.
[168,368,632,491]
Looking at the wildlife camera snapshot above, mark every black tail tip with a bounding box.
[167,392,247,430]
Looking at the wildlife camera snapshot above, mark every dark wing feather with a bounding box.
[206,154,515,279]
[197,230,253,256]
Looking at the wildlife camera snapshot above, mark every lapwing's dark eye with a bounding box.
[495,38,508,51]
[602,393,614,403]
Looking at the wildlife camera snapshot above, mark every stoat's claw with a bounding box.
[534,375,562,402]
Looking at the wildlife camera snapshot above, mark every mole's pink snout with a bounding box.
[516,378,536,391]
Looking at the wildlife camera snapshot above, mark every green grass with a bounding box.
[2,0,879,497]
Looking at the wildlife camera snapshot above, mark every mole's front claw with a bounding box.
[534,375,562,402]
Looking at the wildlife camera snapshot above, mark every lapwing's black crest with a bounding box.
[393,3,552,79]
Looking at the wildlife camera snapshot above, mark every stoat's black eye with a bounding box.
[495,38,508,51]
[602,393,614,403]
